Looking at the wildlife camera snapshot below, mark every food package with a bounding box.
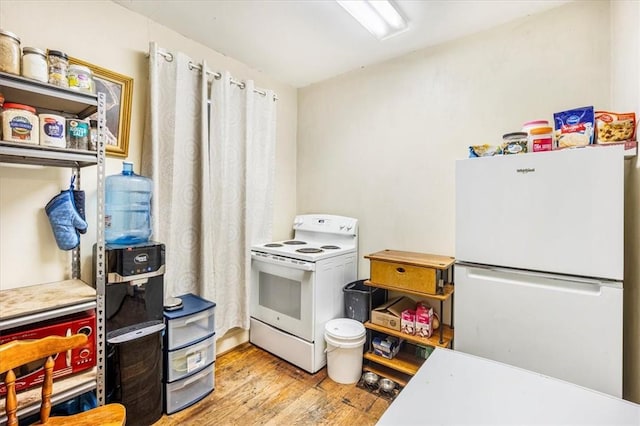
[372,336,402,359]
[553,106,595,148]
[469,144,502,157]
[401,309,416,335]
[415,303,434,338]
[595,111,637,143]
[415,344,435,360]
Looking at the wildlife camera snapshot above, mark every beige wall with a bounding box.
[298,0,640,402]
[298,0,610,273]
[0,1,297,349]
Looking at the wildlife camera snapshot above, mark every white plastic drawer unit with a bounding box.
[164,293,216,350]
[166,333,216,382]
[165,362,215,414]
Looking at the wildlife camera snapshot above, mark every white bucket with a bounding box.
[324,318,366,384]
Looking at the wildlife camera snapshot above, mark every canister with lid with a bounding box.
[66,119,90,150]
[22,47,48,83]
[502,132,528,155]
[39,114,66,148]
[522,120,550,152]
[2,103,39,145]
[530,126,554,152]
[47,50,69,87]
[0,29,21,75]
[68,65,94,94]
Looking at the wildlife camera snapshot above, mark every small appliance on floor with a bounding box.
[249,214,358,373]
[99,241,166,426]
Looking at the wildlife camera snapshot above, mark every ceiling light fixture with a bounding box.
[337,0,408,40]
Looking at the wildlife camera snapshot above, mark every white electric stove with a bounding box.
[249,214,358,373]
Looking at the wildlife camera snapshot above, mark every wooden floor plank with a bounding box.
[153,343,391,425]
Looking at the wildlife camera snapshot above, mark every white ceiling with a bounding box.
[113,0,570,88]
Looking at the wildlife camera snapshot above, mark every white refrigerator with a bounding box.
[455,145,625,397]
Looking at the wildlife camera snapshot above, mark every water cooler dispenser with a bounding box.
[100,242,166,426]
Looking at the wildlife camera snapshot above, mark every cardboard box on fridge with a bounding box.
[371,296,415,331]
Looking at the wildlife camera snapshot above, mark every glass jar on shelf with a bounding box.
[0,29,21,75]
[47,49,69,88]
[22,47,48,83]
[68,64,94,94]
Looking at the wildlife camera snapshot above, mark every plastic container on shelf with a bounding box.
[66,119,89,150]
[39,113,66,147]
[2,102,39,144]
[105,162,153,245]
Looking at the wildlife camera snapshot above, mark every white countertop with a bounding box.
[378,348,640,425]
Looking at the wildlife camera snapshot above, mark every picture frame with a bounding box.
[69,57,133,158]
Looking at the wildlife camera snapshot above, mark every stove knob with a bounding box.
[346,225,353,231]
[340,224,345,230]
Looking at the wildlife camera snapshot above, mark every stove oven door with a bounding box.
[250,253,314,342]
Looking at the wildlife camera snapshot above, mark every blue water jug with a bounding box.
[105,162,152,245]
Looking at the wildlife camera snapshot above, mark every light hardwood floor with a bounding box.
[153,343,391,425]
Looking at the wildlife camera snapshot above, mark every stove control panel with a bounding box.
[251,251,315,271]
[293,214,358,235]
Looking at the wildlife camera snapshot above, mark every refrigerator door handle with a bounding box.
[458,262,622,294]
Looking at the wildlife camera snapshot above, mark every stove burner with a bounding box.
[283,240,306,245]
[264,243,283,247]
[296,248,324,254]
[321,245,341,250]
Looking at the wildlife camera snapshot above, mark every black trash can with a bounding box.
[343,279,386,323]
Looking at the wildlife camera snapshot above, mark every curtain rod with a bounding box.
[153,49,278,101]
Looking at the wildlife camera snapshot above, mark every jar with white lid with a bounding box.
[522,120,550,153]
[530,126,554,152]
[0,29,21,75]
[68,64,94,93]
[22,47,48,83]
[2,102,39,145]
[39,113,66,148]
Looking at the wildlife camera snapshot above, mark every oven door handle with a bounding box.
[251,252,315,271]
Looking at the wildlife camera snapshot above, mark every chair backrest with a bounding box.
[0,334,89,425]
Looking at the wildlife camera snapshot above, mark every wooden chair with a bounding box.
[0,334,126,425]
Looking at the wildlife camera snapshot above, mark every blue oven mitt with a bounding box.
[45,189,88,250]
[70,176,87,235]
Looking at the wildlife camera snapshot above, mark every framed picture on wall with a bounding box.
[69,57,133,158]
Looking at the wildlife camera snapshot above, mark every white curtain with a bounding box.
[208,72,276,335]
[143,43,276,338]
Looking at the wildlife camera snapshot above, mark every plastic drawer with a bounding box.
[165,362,215,414]
[166,307,215,350]
[166,333,216,382]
